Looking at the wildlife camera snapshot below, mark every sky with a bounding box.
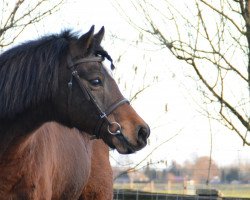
[8,0,250,168]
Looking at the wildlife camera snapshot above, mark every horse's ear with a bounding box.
[78,25,95,50]
[94,26,105,46]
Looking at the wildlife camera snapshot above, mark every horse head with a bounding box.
[54,26,150,154]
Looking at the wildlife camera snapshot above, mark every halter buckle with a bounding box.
[72,70,78,76]
[100,112,107,119]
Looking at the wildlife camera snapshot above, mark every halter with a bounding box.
[67,54,129,139]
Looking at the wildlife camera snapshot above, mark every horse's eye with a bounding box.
[89,78,102,86]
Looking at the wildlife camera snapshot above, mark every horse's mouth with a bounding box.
[107,132,147,154]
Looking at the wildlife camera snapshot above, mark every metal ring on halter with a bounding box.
[107,122,122,135]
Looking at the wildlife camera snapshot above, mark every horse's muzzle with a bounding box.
[110,124,150,154]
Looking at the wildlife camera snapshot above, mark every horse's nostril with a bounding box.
[138,125,150,141]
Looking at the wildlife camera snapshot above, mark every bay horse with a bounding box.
[0,26,150,199]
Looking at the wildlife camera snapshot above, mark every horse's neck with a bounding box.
[0,104,53,159]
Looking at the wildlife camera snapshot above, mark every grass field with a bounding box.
[114,183,250,198]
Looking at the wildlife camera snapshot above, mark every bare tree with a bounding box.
[112,0,250,145]
[106,33,159,102]
[0,0,64,49]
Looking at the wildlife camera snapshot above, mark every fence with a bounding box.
[113,189,250,200]
[113,182,250,199]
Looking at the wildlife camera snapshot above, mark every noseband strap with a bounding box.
[67,55,129,139]
[100,98,129,119]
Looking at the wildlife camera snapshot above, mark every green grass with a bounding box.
[114,183,250,198]
[215,184,250,198]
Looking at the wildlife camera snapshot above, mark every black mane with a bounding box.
[0,30,76,119]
